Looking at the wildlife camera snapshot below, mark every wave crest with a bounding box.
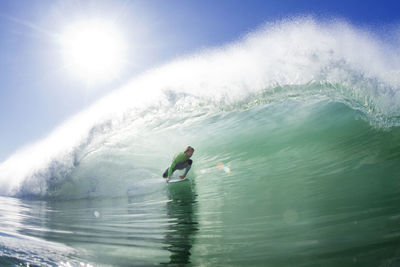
[1,17,399,198]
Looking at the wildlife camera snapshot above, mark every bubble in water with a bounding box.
[94,211,100,218]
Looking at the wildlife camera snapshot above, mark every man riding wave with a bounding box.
[163,146,194,182]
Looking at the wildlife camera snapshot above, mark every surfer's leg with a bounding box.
[167,160,193,178]
[183,159,193,176]
[174,162,186,170]
[162,168,169,178]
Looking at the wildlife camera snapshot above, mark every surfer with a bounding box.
[163,146,195,182]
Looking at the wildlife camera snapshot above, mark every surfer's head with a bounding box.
[184,146,195,158]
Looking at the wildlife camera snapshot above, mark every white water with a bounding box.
[0,17,399,198]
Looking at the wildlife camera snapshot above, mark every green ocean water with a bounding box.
[1,98,400,266]
[1,18,400,266]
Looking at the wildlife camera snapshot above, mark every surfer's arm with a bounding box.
[167,160,178,178]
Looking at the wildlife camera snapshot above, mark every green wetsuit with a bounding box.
[163,152,192,178]
[168,152,189,178]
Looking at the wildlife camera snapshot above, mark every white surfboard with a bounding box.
[167,177,189,184]
[165,169,189,184]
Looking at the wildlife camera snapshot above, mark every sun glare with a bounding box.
[59,20,126,83]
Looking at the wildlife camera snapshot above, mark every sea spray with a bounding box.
[0,17,399,199]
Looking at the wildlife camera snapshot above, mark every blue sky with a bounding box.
[0,0,399,161]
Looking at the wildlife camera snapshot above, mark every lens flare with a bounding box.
[217,162,231,174]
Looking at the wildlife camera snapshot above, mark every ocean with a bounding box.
[1,18,400,266]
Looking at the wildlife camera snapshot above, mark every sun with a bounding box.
[59,19,126,83]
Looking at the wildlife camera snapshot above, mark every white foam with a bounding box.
[1,17,399,197]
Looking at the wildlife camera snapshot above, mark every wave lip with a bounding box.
[1,17,400,199]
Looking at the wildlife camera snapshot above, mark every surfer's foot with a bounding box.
[179,175,186,179]
[166,178,171,182]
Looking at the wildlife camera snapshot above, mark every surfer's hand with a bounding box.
[179,175,185,179]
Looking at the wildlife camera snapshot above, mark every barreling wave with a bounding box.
[0,16,399,199]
